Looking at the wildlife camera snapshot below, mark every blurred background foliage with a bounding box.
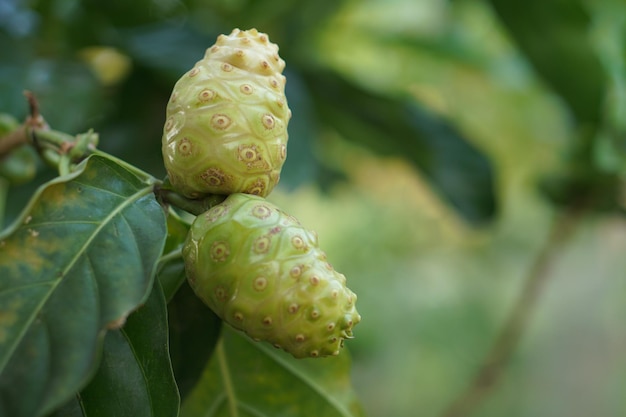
[1,0,625,416]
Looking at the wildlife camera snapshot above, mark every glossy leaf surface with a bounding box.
[0,155,167,417]
[51,281,179,417]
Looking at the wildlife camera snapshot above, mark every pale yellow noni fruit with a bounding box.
[162,28,291,198]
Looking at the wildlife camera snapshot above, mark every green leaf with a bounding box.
[52,280,179,417]
[181,327,364,417]
[0,155,167,417]
[169,281,222,401]
[0,53,104,134]
[488,0,607,128]
[116,23,219,81]
[305,70,496,225]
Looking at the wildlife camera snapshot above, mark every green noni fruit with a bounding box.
[183,193,361,358]
[162,28,291,199]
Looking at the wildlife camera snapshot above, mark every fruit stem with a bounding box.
[27,126,159,184]
[0,127,28,158]
[16,92,159,184]
[158,247,183,267]
[155,187,226,216]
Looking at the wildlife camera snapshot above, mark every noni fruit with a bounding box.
[183,193,360,358]
[162,28,291,199]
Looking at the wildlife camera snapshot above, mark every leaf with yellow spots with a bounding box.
[0,155,167,417]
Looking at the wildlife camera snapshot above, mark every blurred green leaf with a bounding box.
[0,36,104,133]
[119,23,216,79]
[304,70,496,225]
[169,281,222,401]
[51,280,179,417]
[278,69,321,190]
[0,155,167,417]
[181,326,364,417]
[0,145,38,186]
[488,0,607,128]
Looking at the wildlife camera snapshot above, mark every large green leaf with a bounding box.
[488,0,607,128]
[305,70,496,225]
[0,155,167,417]
[181,326,364,417]
[51,280,179,417]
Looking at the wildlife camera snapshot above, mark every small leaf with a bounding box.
[305,70,496,225]
[163,209,191,255]
[158,209,192,302]
[181,326,364,417]
[0,155,167,417]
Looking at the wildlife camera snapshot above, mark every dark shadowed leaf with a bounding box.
[278,69,321,190]
[168,281,222,401]
[304,70,496,225]
[180,326,364,417]
[157,254,187,303]
[50,280,179,417]
[488,0,607,127]
[119,24,217,79]
[0,155,167,417]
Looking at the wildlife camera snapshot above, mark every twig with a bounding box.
[0,127,28,158]
[439,202,588,417]
[23,90,48,130]
[0,91,49,159]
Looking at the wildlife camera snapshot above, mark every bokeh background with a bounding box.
[1,0,625,416]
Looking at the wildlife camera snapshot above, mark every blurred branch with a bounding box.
[439,200,589,417]
[0,127,28,158]
[0,91,49,159]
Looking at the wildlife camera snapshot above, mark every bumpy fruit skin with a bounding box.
[183,194,360,358]
[162,28,291,199]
